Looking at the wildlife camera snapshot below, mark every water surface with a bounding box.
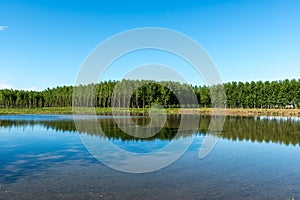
[1,114,300,199]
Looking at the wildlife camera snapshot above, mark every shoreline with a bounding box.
[173,108,300,117]
[0,107,299,117]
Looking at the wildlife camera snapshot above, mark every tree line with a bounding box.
[0,79,299,109]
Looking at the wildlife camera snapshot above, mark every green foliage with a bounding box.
[0,79,299,109]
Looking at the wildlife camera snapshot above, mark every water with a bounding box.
[1,114,300,199]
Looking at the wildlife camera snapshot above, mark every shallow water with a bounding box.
[0,114,300,199]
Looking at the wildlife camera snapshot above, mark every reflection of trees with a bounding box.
[1,115,300,146]
[0,116,198,141]
[221,116,300,146]
[75,118,185,141]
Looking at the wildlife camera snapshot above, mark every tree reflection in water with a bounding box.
[0,115,299,146]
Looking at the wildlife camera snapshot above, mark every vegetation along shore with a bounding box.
[0,79,299,117]
[0,107,299,117]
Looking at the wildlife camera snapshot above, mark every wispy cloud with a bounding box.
[25,86,37,91]
[0,26,8,31]
[0,83,13,89]
[0,83,38,91]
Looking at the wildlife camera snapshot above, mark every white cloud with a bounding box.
[25,86,38,91]
[0,83,38,91]
[0,26,8,31]
[0,83,13,89]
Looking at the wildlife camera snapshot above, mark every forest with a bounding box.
[0,79,299,109]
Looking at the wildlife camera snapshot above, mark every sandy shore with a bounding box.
[170,108,300,117]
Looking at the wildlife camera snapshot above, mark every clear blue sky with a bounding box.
[0,0,299,90]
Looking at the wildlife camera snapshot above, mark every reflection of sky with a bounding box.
[110,133,205,154]
[0,124,96,183]
[79,131,205,173]
[2,114,300,183]
[0,115,205,181]
[111,139,173,154]
[205,138,300,179]
[2,115,300,198]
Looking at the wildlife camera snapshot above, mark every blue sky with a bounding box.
[0,0,299,90]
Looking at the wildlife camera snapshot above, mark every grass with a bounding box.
[0,107,73,115]
[0,107,150,115]
[0,107,300,117]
